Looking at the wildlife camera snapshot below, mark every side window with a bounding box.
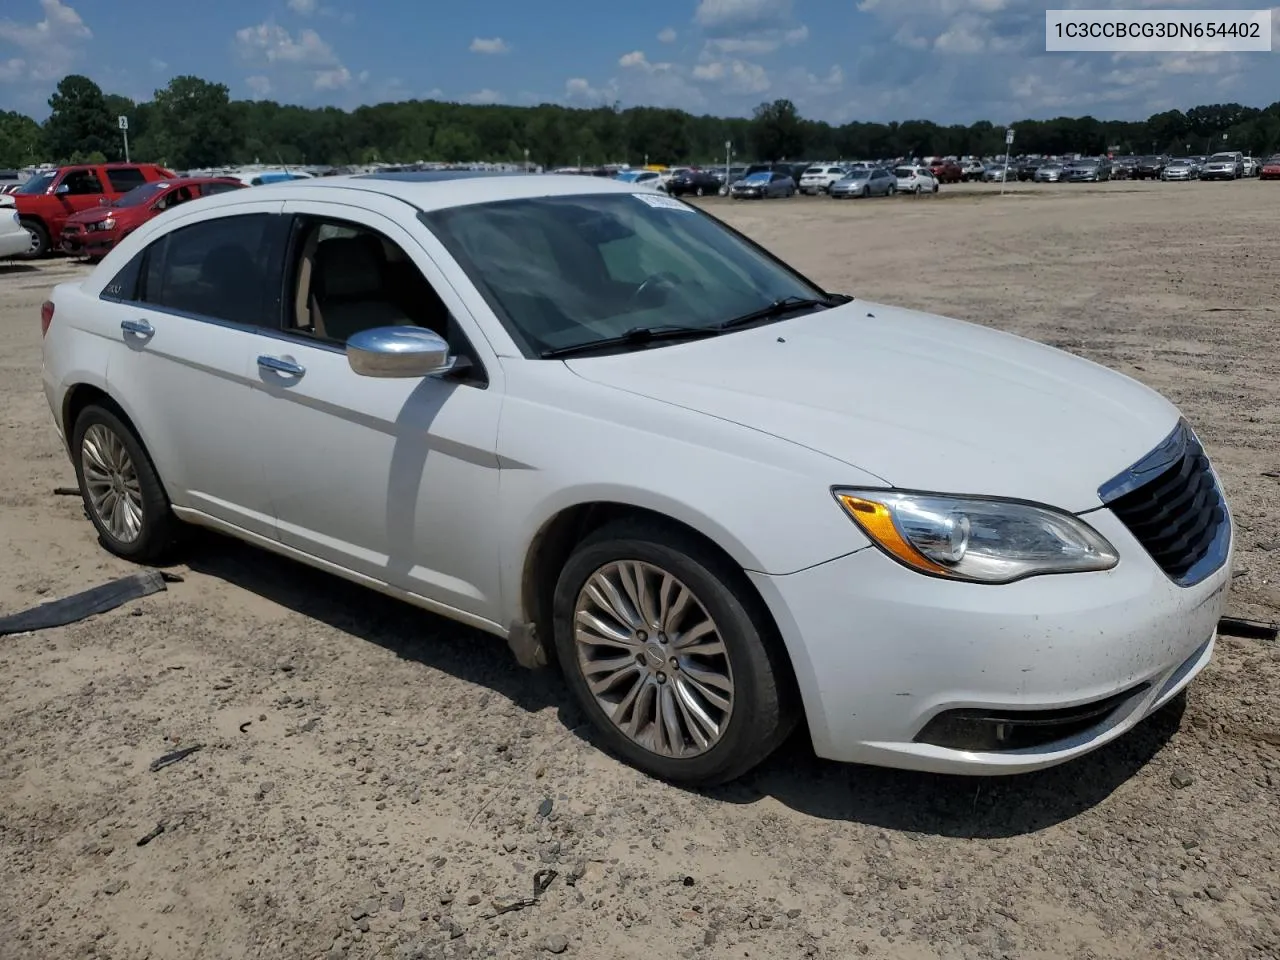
[141,214,281,326]
[107,168,146,192]
[284,216,459,351]
[62,169,103,195]
[101,252,144,303]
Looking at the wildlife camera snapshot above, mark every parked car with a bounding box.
[0,169,27,194]
[798,165,848,195]
[895,165,939,194]
[664,169,724,197]
[829,166,896,198]
[1064,159,1110,182]
[1107,157,1136,180]
[1160,158,1200,181]
[982,163,1010,183]
[0,197,28,259]
[1133,156,1167,180]
[928,160,963,184]
[12,162,176,258]
[60,177,246,261]
[1015,159,1044,182]
[39,171,1234,785]
[614,170,666,192]
[731,171,795,199]
[959,160,985,182]
[1260,155,1280,180]
[1033,163,1065,183]
[1200,152,1243,181]
[1241,155,1260,177]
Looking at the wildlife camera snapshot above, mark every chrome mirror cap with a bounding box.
[346,327,456,379]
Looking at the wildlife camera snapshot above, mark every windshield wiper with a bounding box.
[540,325,719,359]
[717,295,835,331]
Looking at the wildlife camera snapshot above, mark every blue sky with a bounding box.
[1,0,1278,123]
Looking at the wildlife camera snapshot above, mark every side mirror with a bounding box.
[55,183,70,196]
[346,326,456,379]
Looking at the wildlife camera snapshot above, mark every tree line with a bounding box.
[2,73,1279,173]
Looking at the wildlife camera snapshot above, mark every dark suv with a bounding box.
[1134,156,1168,180]
[666,169,724,197]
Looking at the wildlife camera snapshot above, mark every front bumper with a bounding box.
[61,228,116,256]
[750,506,1232,774]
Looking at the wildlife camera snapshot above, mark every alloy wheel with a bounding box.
[573,560,734,758]
[81,423,145,543]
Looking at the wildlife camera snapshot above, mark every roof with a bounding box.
[192,172,644,215]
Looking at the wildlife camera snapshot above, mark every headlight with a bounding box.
[91,218,116,231]
[833,489,1119,584]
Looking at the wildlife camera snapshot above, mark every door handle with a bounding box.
[121,318,153,337]
[257,354,306,377]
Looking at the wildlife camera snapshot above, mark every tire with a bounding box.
[932,183,939,193]
[913,184,922,195]
[861,186,869,198]
[552,520,798,786]
[19,218,49,259]
[887,185,896,196]
[71,402,180,563]
[694,186,705,197]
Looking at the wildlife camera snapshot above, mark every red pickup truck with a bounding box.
[12,162,176,258]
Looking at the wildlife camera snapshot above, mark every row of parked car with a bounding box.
[0,161,250,261]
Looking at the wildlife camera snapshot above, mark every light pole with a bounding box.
[724,140,732,195]
[524,148,530,172]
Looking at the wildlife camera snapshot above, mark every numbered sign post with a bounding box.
[118,115,130,163]
[1001,127,1014,194]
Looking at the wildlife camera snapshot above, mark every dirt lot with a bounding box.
[1,180,1277,960]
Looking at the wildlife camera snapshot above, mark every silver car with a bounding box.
[1033,163,1064,182]
[829,166,897,198]
[1160,159,1200,181]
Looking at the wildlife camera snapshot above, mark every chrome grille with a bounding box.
[1099,421,1229,586]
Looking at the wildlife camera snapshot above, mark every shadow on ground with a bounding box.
[0,263,38,274]
[181,529,1185,841]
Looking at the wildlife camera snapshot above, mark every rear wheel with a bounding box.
[19,218,49,259]
[71,403,180,562]
[887,185,896,196]
[552,521,797,786]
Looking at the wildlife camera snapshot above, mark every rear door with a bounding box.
[99,202,288,537]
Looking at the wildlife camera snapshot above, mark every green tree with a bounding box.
[0,110,44,167]
[750,99,804,161]
[149,76,240,169]
[44,74,115,162]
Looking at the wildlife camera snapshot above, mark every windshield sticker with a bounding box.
[633,193,694,212]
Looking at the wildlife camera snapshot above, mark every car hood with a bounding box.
[563,301,1179,512]
[65,206,119,225]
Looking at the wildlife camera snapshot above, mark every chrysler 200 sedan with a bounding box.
[40,173,1233,786]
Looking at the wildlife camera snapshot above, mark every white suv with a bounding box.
[798,165,847,195]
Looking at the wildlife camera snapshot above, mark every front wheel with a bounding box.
[913,184,922,194]
[72,403,180,562]
[887,185,896,196]
[552,521,797,786]
[19,218,49,259]
[861,186,869,198]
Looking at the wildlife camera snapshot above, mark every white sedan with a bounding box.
[40,173,1233,785]
[0,197,29,259]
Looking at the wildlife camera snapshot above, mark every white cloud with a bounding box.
[424,87,444,98]
[692,57,771,94]
[657,26,677,43]
[703,23,808,55]
[469,37,510,55]
[149,57,168,72]
[618,50,649,68]
[245,75,272,98]
[287,0,318,13]
[565,77,618,104]
[234,22,360,95]
[0,0,92,82]
[695,0,793,29]
[463,88,502,104]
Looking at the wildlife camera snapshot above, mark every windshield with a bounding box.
[893,167,915,177]
[15,172,56,195]
[421,193,827,358]
[113,182,170,207]
[1209,154,1235,162]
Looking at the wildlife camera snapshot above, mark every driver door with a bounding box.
[249,199,506,627]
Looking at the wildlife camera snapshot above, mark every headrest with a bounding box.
[314,235,384,298]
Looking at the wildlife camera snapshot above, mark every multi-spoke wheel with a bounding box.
[553,520,798,785]
[573,560,734,758]
[71,402,179,561]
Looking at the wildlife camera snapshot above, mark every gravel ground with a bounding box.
[0,179,1277,960]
